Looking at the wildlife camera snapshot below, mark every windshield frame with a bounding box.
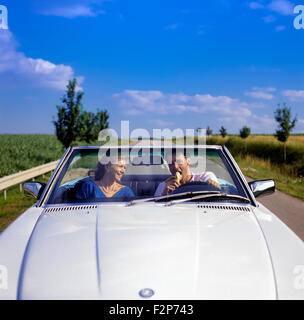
[38,145,256,207]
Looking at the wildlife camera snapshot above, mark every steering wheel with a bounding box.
[171,181,220,195]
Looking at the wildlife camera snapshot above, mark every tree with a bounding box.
[96,109,110,133]
[240,126,251,153]
[53,78,84,148]
[79,109,109,143]
[219,126,227,138]
[274,103,297,162]
[53,78,110,148]
[79,111,98,144]
[206,126,213,137]
[240,126,251,139]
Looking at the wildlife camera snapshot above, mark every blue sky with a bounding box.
[0,0,304,135]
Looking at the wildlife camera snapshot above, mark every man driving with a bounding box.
[154,151,220,197]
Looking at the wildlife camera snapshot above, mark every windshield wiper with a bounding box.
[125,190,221,207]
[164,193,251,206]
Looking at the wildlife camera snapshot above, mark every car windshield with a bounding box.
[46,146,248,204]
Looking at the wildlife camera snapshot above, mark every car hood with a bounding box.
[18,203,276,299]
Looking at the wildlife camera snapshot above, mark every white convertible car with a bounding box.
[0,145,303,300]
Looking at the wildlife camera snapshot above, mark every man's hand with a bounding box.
[162,178,181,196]
[207,179,221,189]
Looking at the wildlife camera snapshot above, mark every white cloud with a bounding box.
[262,15,276,23]
[295,119,304,133]
[148,119,174,127]
[252,114,276,126]
[113,90,252,117]
[245,87,276,100]
[275,25,286,31]
[219,114,276,133]
[164,24,179,30]
[113,88,301,133]
[113,90,166,115]
[0,30,83,90]
[249,0,295,16]
[41,5,103,18]
[246,91,273,99]
[281,89,304,101]
[249,2,265,9]
[38,0,106,18]
[112,89,287,133]
[268,0,294,15]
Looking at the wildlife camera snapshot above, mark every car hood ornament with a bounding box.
[139,288,155,298]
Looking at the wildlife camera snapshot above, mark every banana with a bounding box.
[175,172,181,183]
[165,172,182,183]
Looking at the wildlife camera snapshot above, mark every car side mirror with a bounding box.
[248,179,275,198]
[24,182,46,200]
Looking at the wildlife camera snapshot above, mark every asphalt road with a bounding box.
[246,177,304,242]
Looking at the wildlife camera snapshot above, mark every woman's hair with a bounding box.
[88,160,107,181]
[93,162,107,180]
[88,154,128,181]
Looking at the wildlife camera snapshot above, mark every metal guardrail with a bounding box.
[0,160,60,200]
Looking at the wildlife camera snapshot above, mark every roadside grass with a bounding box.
[206,135,304,177]
[208,134,304,143]
[0,186,36,232]
[235,154,304,201]
[0,174,50,233]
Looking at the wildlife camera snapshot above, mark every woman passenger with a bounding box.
[75,156,134,200]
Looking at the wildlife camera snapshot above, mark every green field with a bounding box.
[0,134,124,178]
[0,134,64,178]
[2,133,304,178]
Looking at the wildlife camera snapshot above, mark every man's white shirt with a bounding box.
[154,171,219,197]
